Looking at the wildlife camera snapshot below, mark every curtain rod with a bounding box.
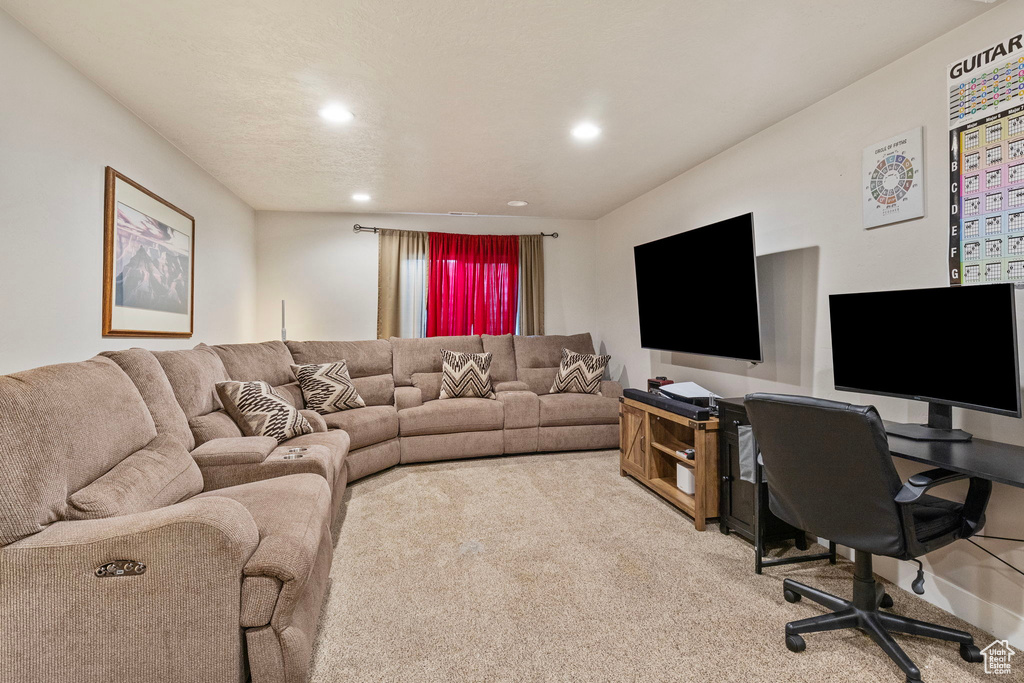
[353,224,558,238]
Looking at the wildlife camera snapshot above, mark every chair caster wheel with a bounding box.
[785,634,806,653]
[880,593,894,609]
[906,677,922,683]
[960,643,983,663]
[783,589,801,603]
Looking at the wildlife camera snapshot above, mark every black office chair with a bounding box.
[744,393,992,682]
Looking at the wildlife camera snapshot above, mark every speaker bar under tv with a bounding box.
[634,213,763,362]
[829,283,1021,441]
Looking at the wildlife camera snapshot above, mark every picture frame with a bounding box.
[102,167,195,337]
[862,127,925,229]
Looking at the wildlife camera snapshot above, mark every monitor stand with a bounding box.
[884,403,972,442]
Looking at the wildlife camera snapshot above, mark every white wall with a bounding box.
[594,0,1024,645]
[0,10,258,374]
[254,211,596,342]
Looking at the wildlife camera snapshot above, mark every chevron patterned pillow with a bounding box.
[215,380,313,444]
[439,349,496,400]
[291,360,366,414]
[550,348,611,395]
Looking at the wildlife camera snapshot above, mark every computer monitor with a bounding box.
[829,283,1021,441]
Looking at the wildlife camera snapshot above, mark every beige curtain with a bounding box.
[517,234,544,335]
[377,229,429,339]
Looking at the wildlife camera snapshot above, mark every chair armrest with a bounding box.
[299,409,328,432]
[190,436,278,466]
[495,381,531,393]
[1,498,259,681]
[600,380,623,399]
[395,386,423,411]
[895,467,969,504]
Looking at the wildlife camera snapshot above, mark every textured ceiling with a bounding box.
[1,0,997,218]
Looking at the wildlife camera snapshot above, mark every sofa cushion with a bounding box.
[514,333,596,395]
[517,367,559,396]
[550,348,610,395]
[199,473,331,580]
[538,393,619,427]
[322,405,399,450]
[212,341,296,387]
[286,339,392,377]
[196,474,332,625]
[292,361,366,414]
[514,332,595,371]
[275,381,305,408]
[411,373,442,402]
[216,381,313,444]
[101,348,196,451]
[67,434,203,520]
[439,349,495,400]
[189,409,244,446]
[391,335,483,386]
[481,334,516,383]
[0,356,158,545]
[399,398,504,436]
[154,343,231,421]
[350,374,395,407]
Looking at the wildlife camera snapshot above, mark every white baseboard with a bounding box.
[820,539,1024,649]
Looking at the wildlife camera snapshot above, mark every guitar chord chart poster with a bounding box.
[948,31,1024,285]
[863,128,924,229]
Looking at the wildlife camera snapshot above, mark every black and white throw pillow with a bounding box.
[291,360,366,414]
[216,380,313,444]
[439,349,495,399]
[550,348,610,395]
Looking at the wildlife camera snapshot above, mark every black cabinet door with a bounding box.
[720,403,755,538]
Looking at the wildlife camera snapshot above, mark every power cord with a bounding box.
[965,535,1024,579]
[906,535,1024,594]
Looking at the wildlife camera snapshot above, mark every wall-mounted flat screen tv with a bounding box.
[634,213,763,362]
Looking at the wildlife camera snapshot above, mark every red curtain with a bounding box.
[426,233,519,336]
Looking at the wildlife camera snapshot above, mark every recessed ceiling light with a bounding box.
[507,200,529,207]
[571,122,601,140]
[319,103,354,123]
[352,193,370,202]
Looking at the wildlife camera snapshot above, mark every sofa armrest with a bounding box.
[395,386,423,411]
[299,409,328,432]
[495,381,531,393]
[1,497,259,681]
[190,436,278,467]
[496,390,540,429]
[600,380,623,399]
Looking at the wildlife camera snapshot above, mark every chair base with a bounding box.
[782,551,981,682]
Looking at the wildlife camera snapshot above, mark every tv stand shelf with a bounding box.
[619,396,720,530]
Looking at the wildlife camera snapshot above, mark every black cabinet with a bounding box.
[718,397,802,543]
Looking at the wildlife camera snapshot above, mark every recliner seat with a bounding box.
[0,355,330,683]
[107,345,350,524]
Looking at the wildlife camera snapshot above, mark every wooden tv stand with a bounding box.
[619,396,720,530]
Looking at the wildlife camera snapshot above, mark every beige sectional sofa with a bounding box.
[0,332,619,683]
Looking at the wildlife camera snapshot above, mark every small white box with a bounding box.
[676,463,696,495]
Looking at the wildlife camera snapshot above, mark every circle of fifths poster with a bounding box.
[948,31,1024,286]
[863,128,924,229]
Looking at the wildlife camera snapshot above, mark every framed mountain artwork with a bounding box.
[102,167,194,337]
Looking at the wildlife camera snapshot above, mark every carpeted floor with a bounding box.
[310,450,995,682]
